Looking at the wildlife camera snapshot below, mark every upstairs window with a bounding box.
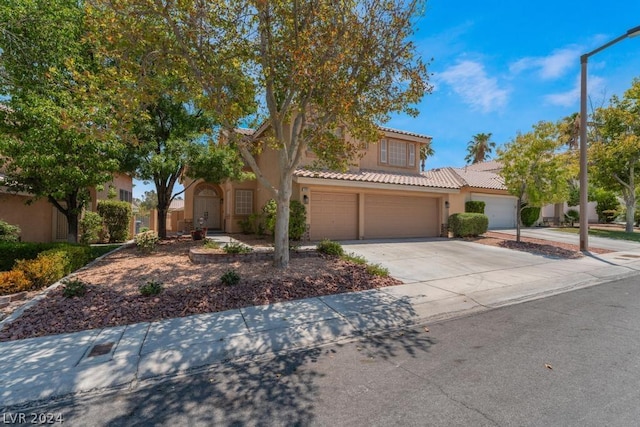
[119,189,132,203]
[380,140,417,168]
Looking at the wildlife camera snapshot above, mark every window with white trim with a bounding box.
[235,190,253,215]
[380,139,387,163]
[388,141,407,166]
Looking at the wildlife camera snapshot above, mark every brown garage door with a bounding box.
[310,192,358,240]
[364,194,438,238]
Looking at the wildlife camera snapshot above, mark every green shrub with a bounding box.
[448,213,489,238]
[565,209,579,224]
[14,251,68,290]
[80,211,104,244]
[465,201,486,214]
[316,239,344,256]
[135,230,159,253]
[520,206,541,227]
[341,252,367,265]
[97,200,132,242]
[366,263,390,277]
[223,242,253,254]
[238,218,253,234]
[261,199,307,240]
[203,239,221,249]
[0,220,21,243]
[221,269,240,286]
[40,245,92,275]
[62,278,87,298]
[591,189,620,223]
[0,270,31,295]
[139,280,163,296]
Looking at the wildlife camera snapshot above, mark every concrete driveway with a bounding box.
[340,237,553,284]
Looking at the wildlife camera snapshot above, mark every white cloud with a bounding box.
[510,46,581,80]
[436,60,509,112]
[544,74,606,107]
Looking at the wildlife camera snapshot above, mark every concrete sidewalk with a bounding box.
[3,238,640,408]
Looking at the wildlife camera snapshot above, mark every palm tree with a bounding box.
[465,132,495,164]
[558,113,580,150]
[420,141,434,171]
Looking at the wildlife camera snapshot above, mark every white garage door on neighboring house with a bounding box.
[310,191,358,240]
[471,194,517,229]
[364,194,439,239]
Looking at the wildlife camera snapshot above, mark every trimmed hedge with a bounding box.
[262,199,307,240]
[520,206,541,227]
[97,200,132,242]
[449,213,489,237]
[465,201,486,214]
[0,242,61,271]
[0,270,31,294]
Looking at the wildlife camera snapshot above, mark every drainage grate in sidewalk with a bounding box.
[88,342,115,357]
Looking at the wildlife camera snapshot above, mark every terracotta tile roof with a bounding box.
[378,126,432,140]
[449,166,507,190]
[462,160,503,172]
[294,168,461,189]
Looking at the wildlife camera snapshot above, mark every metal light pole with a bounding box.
[579,25,640,252]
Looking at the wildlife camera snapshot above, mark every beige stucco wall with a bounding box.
[0,193,54,242]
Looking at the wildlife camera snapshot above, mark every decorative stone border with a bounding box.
[189,248,321,264]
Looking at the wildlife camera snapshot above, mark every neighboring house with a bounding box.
[445,161,518,229]
[180,126,523,241]
[0,172,133,242]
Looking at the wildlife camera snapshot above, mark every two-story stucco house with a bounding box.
[179,125,519,241]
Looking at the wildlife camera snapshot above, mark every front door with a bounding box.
[194,189,221,230]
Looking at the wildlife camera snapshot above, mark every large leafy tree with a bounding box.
[99,0,431,268]
[590,78,640,233]
[498,121,571,242]
[0,0,122,243]
[81,2,253,240]
[465,132,495,164]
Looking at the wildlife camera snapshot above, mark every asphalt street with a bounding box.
[4,274,640,426]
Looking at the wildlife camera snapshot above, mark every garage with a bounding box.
[309,191,358,240]
[364,194,439,238]
[470,194,517,229]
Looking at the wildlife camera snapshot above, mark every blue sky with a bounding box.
[134,1,640,199]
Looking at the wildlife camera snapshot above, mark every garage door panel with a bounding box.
[310,192,358,240]
[471,195,517,229]
[364,195,438,238]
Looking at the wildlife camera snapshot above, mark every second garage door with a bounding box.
[310,192,358,240]
[364,194,439,238]
[470,194,517,229]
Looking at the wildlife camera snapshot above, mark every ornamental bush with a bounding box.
[0,220,21,243]
[448,213,488,238]
[316,239,344,256]
[97,200,132,242]
[0,270,31,295]
[135,230,159,253]
[14,251,68,290]
[465,201,486,214]
[520,206,541,227]
[80,211,104,244]
[262,199,307,240]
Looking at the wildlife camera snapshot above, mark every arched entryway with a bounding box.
[193,184,222,230]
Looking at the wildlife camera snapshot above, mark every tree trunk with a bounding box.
[273,178,293,269]
[157,206,169,239]
[67,211,79,244]
[625,196,636,233]
[156,186,171,239]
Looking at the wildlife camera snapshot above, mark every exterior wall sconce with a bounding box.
[445,201,450,209]
[303,195,309,204]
